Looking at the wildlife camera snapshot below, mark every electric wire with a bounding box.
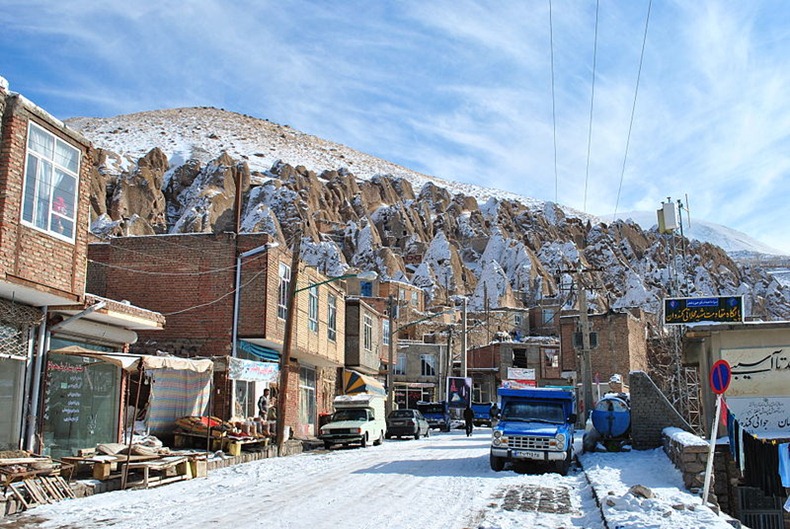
[162,265,269,316]
[548,0,559,203]
[583,0,600,212]
[613,0,653,220]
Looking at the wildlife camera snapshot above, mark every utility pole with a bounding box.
[577,272,594,417]
[276,230,301,454]
[386,295,395,414]
[461,296,468,379]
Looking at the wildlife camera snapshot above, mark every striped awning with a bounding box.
[343,370,386,396]
[238,340,280,362]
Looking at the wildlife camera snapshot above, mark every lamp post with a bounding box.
[230,240,279,418]
[275,251,377,454]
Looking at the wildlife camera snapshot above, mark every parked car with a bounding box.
[385,409,430,440]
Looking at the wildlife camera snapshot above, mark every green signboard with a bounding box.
[664,296,743,325]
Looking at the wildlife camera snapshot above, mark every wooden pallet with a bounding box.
[9,476,74,510]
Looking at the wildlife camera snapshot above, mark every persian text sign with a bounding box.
[722,347,790,398]
[663,296,743,325]
[725,397,790,437]
[227,357,279,382]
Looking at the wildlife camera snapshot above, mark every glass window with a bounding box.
[395,353,406,375]
[278,263,290,320]
[363,314,373,351]
[542,309,555,325]
[411,291,419,306]
[42,353,120,459]
[299,367,316,433]
[420,354,436,376]
[327,294,337,342]
[21,122,80,241]
[308,286,318,333]
[382,319,390,346]
[360,281,373,297]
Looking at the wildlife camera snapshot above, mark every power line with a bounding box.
[163,266,269,316]
[583,0,600,212]
[548,0,559,203]
[613,0,653,220]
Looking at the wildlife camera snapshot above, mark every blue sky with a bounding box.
[1,1,789,253]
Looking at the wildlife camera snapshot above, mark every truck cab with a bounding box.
[319,394,386,449]
[416,401,451,432]
[489,387,576,475]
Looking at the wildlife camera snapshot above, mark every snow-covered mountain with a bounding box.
[613,210,785,257]
[65,107,790,322]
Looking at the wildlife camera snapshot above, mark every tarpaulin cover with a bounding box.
[49,346,213,373]
[343,370,385,396]
[238,340,280,362]
[147,368,212,434]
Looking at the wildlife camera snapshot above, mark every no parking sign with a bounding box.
[709,360,731,395]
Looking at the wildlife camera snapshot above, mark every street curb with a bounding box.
[575,453,611,529]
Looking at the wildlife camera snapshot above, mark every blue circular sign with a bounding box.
[710,360,731,395]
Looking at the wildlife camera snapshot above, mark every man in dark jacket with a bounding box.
[463,406,474,437]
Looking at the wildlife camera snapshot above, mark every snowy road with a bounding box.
[3,429,605,529]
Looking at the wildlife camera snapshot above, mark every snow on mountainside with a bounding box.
[614,210,786,257]
[65,107,790,321]
[67,107,573,218]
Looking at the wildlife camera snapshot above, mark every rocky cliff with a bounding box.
[68,107,790,322]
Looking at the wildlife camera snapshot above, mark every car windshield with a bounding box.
[333,409,368,421]
[389,410,415,419]
[501,402,564,423]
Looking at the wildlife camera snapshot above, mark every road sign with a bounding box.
[709,360,731,395]
[664,296,743,325]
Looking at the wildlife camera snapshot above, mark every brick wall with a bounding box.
[0,95,91,301]
[630,371,692,449]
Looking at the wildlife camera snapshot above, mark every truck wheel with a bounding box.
[323,441,332,450]
[490,453,505,472]
[360,433,368,448]
[555,449,573,476]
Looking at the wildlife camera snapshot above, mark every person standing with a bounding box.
[489,401,500,427]
[463,405,474,437]
[257,388,270,418]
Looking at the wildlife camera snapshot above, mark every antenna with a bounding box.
[684,193,692,229]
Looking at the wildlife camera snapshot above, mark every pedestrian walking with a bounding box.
[463,405,474,437]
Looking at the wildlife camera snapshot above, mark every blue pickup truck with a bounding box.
[471,402,493,427]
[416,401,451,432]
[489,387,576,475]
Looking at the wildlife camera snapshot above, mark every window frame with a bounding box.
[394,353,407,375]
[327,293,337,342]
[420,353,436,377]
[21,121,81,242]
[363,313,373,351]
[277,263,291,320]
[307,286,318,333]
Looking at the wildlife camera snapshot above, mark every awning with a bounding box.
[238,340,280,362]
[218,356,279,383]
[343,370,386,396]
[49,346,213,373]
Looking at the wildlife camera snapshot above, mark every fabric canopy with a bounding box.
[343,370,386,396]
[238,340,280,362]
[49,346,213,373]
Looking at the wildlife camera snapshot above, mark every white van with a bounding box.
[319,394,387,449]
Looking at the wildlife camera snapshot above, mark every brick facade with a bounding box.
[560,309,648,387]
[0,93,92,303]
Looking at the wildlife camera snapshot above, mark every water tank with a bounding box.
[591,394,631,439]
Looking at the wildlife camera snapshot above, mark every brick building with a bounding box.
[559,309,649,390]
[0,77,163,456]
[88,232,348,438]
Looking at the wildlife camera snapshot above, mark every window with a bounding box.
[327,294,337,342]
[542,309,555,325]
[514,314,522,326]
[360,281,373,297]
[308,286,318,333]
[394,354,407,375]
[363,314,373,351]
[382,319,390,346]
[544,347,559,368]
[411,291,419,306]
[22,122,80,241]
[513,349,528,368]
[420,354,436,376]
[277,263,291,319]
